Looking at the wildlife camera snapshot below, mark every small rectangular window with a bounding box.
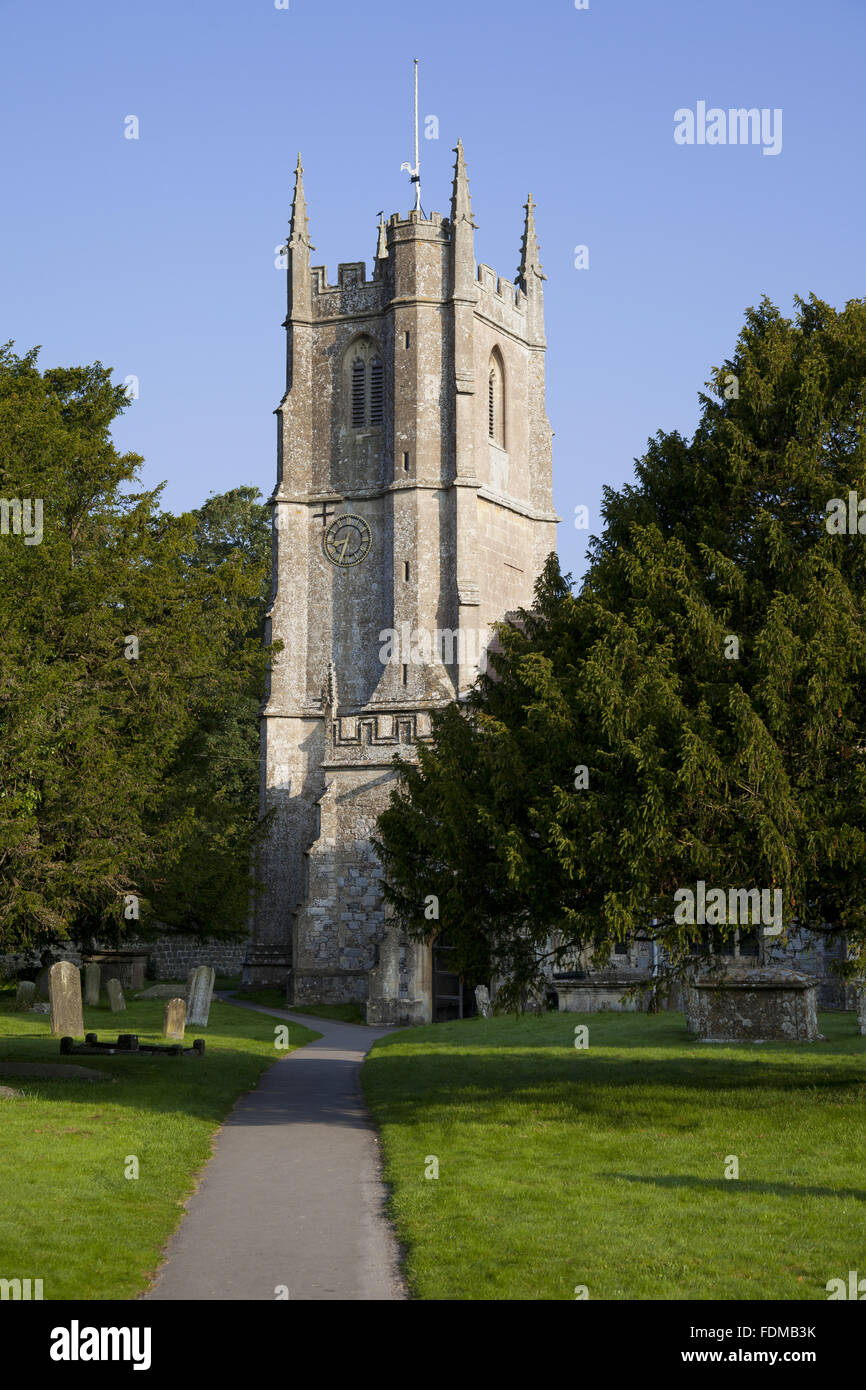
[403,561,410,581]
[402,451,410,472]
[401,664,408,686]
[404,331,410,349]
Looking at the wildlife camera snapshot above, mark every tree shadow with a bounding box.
[605,1172,866,1202]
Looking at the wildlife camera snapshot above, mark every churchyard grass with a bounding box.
[0,983,319,1299]
[362,1010,866,1300]
[233,989,365,1024]
[273,1001,365,1024]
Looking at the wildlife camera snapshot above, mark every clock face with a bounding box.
[322,513,372,568]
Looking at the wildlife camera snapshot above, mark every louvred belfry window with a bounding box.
[488,350,505,446]
[348,342,384,430]
[369,358,383,426]
[351,358,367,428]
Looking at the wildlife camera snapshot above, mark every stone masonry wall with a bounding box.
[1,933,250,983]
[142,935,250,981]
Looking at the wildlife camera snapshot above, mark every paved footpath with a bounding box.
[143,1000,406,1301]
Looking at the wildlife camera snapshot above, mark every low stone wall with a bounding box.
[143,935,250,981]
[1,946,86,978]
[763,929,853,1010]
[1,933,250,984]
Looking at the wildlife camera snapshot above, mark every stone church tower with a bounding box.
[243,143,557,1023]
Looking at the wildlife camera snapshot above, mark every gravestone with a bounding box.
[186,968,195,996]
[84,963,101,1007]
[187,966,215,1027]
[106,978,126,1012]
[474,984,491,1018]
[163,998,186,1041]
[48,961,84,1038]
[84,952,148,990]
[35,967,51,1000]
[14,981,36,1011]
[857,988,866,1037]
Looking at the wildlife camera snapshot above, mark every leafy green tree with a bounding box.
[144,487,273,938]
[0,345,272,955]
[374,295,866,1003]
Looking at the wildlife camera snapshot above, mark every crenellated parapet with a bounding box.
[475,262,529,335]
[311,262,387,319]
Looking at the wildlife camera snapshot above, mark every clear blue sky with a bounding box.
[1,0,862,581]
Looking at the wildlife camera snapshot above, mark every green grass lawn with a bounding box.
[0,985,319,1300]
[278,1001,365,1024]
[232,989,365,1024]
[362,1009,866,1301]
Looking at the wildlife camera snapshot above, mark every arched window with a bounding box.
[488,349,505,447]
[346,338,384,430]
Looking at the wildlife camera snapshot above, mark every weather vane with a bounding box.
[400,58,422,212]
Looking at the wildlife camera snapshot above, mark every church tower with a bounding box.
[244,145,557,1023]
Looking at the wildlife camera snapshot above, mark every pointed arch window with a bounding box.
[488,349,505,447]
[346,338,384,431]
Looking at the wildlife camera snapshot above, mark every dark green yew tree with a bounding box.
[0,345,272,954]
[374,296,866,1003]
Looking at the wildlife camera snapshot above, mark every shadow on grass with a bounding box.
[0,999,329,1126]
[0,995,397,1132]
[362,1011,866,1127]
[369,1009,865,1057]
[606,1172,866,1202]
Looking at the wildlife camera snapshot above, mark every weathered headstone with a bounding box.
[163,998,186,1040]
[14,980,36,1011]
[857,987,866,1037]
[106,978,126,1012]
[474,984,491,1018]
[35,967,51,1000]
[48,961,84,1038]
[187,966,215,1027]
[84,963,101,1007]
[83,952,148,990]
[186,968,195,997]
